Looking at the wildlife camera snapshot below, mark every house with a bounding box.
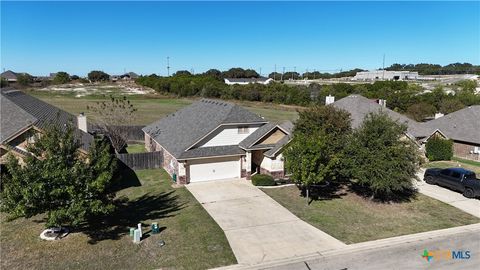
[0,88,94,163]
[224,77,273,85]
[422,106,480,161]
[143,99,292,184]
[331,94,427,139]
[1,70,19,82]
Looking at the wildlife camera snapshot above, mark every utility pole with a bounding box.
[313,69,316,80]
[167,56,170,77]
[259,67,262,77]
[293,66,296,80]
[282,67,285,81]
[274,64,277,80]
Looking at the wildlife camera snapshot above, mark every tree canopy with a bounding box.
[284,105,352,188]
[1,124,117,228]
[53,71,71,84]
[88,70,110,82]
[344,112,420,200]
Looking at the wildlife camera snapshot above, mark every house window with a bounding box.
[238,126,249,134]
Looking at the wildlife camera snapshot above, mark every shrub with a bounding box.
[251,174,275,186]
[426,136,453,161]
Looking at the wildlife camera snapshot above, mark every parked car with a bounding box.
[424,168,480,198]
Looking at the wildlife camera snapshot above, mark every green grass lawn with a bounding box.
[29,90,299,125]
[0,169,236,270]
[126,143,146,153]
[262,186,480,244]
[424,158,480,174]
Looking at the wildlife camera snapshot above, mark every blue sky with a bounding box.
[1,1,479,76]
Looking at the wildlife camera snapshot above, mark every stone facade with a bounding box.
[453,141,480,161]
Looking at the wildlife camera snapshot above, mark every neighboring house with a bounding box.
[224,77,273,85]
[111,72,139,82]
[422,106,480,161]
[0,89,94,164]
[331,94,427,139]
[143,99,292,184]
[1,70,21,82]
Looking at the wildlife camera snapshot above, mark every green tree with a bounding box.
[344,112,419,200]
[88,70,110,82]
[439,99,465,114]
[284,106,352,201]
[1,124,117,228]
[425,136,453,161]
[406,102,436,121]
[16,73,34,86]
[0,77,8,87]
[53,71,71,84]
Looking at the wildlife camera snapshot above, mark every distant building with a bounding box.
[111,72,139,82]
[224,77,273,85]
[353,70,418,81]
[1,70,20,82]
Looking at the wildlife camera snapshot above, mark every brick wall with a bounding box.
[453,141,480,161]
[260,167,285,179]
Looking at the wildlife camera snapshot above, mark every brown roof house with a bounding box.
[143,99,293,184]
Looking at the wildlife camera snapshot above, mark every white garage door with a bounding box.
[189,156,241,182]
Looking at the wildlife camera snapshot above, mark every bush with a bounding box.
[426,136,453,161]
[251,174,275,186]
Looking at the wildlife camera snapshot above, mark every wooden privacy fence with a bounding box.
[116,151,162,170]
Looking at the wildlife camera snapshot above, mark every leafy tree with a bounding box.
[87,95,137,153]
[406,102,436,121]
[53,71,71,84]
[88,70,110,82]
[268,72,283,80]
[1,125,117,228]
[425,136,453,161]
[439,99,465,114]
[0,77,8,87]
[70,75,80,80]
[203,69,222,80]
[174,70,192,76]
[16,73,34,86]
[344,112,419,200]
[284,105,352,201]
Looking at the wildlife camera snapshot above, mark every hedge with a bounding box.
[251,174,276,186]
[426,136,453,161]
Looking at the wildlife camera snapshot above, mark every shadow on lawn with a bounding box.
[111,163,142,192]
[348,183,418,203]
[82,190,186,244]
[299,181,349,205]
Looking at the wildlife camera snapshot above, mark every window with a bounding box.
[440,169,451,176]
[451,171,461,178]
[238,126,249,134]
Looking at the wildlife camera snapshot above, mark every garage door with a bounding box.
[189,156,241,182]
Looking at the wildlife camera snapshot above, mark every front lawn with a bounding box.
[424,158,480,174]
[262,186,480,244]
[1,169,236,270]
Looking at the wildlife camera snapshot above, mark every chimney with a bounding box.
[77,113,88,133]
[325,95,335,105]
[434,112,444,119]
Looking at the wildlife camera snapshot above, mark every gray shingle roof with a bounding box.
[0,89,93,150]
[332,95,427,137]
[239,122,277,149]
[0,70,18,80]
[1,95,37,143]
[178,145,245,160]
[264,135,291,157]
[143,99,267,158]
[422,106,480,144]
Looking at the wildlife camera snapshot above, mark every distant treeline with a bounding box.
[385,62,480,75]
[136,72,479,120]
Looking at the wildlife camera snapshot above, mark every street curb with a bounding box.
[211,222,480,270]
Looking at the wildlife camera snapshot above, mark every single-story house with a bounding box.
[224,77,273,85]
[421,106,480,161]
[331,94,427,139]
[143,99,292,184]
[0,88,94,163]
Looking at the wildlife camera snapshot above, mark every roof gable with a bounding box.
[0,95,37,143]
[143,99,267,158]
[422,106,480,144]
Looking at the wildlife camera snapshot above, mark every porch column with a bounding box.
[245,151,252,180]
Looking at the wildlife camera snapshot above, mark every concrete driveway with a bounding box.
[416,170,480,218]
[186,179,345,265]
